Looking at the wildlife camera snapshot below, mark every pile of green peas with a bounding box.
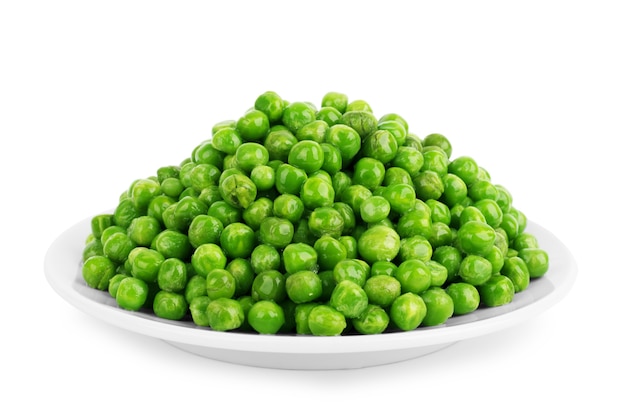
[81,91,550,336]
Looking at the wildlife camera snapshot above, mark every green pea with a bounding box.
[251,270,286,302]
[211,127,242,155]
[324,124,361,163]
[249,165,275,191]
[115,277,149,311]
[287,140,325,174]
[206,298,245,331]
[474,198,503,228]
[442,173,468,207]
[184,275,207,304]
[357,225,401,264]
[103,232,136,264]
[512,232,539,251]
[459,254,493,286]
[187,214,223,249]
[91,214,114,239]
[308,305,347,336]
[206,268,237,300]
[321,91,348,113]
[370,260,397,277]
[242,197,273,231]
[341,184,373,216]
[189,296,212,326]
[211,119,236,135]
[130,178,162,213]
[422,133,452,158]
[218,173,257,209]
[147,195,176,225]
[421,149,448,177]
[426,260,448,287]
[457,220,496,256]
[264,129,298,161]
[352,304,390,335]
[390,292,427,331]
[420,287,454,326]
[283,242,318,273]
[294,302,319,335]
[399,234,433,262]
[157,258,188,292]
[235,142,270,173]
[381,183,416,215]
[300,176,335,209]
[501,256,530,292]
[152,290,188,320]
[311,235,346,271]
[396,207,432,239]
[518,247,549,278]
[191,243,227,277]
[219,222,255,259]
[448,155,479,187]
[275,163,308,195]
[114,198,141,229]
[364,275,401,307]
[82,255,116,290]
[395,259,431,294]
[413,170,444,201]
[352,157,386,190]
[333,259,368,287]
[236,109,270,142]
[362,129,398,164]
[189,163,221,193]
[286,270,323,304]
[359,196,390,224]
[495,184,513,214]
[254,91,285,124]
[248,300,286,334]
[391,146,424,178]
[250,244,281,274]
[153,231,192,262]
[478,274,515,307]
[378,119,407,146]
[192,141,224,167]
[128,247,164,283]
[446,282,480,315]
[308,206,344,238]
[296,120,328,143]
[259,216,294,249]
[316,106,342,126]
[107,273,127,298]
[432,245,463,282]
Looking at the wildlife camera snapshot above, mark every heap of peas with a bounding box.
[81,91,550,336]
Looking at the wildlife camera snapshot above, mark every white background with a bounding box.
[2,1,624,415]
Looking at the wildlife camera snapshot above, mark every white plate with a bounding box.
[45,215,576,370]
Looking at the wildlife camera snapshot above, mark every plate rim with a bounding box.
[44,214,577,355]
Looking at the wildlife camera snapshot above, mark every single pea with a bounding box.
[316,106,342,126]
[247,300,286,334]
[474,198,503,228]
[178,161,196,188]
[340,184,373,216]
[103,232,136,264]
[391,146,424,178]
[308,206,344,238]
[107,273,127,298]
[448,155,479,187]
[160,177,184,199]
[251,270,287,302]
[383,166,413,187]
[225,258,255,297]
[127,215,161,247]
[512,232,539,251]
[459,206,487,225]
[324,124,361,163]
[275,163,308,195]
[254,91,284,124]
[191,243,227,277]
[206,268,237,300]
[147,195,176,225]
[420,287,455,326]
[333,259,369,287]
[390,292,427,331]
[442,173,468,207]
[370,261,397,277]
[171,195,209,232]
[91,214,114,239]
[152,229,192,261]
[413,170,444,201]
[218,172,257,210]
[382,183,417,215]
[518,247,549,278]
[187,214,223,249]
[319,143,342,175]
[484,245,505,275]
[211,119,236,135]
[308,305,347,336]
[235,142,270,173]
[396,208,432,239]
[338,235,358,259]
[494,184,513,214]
[83,238,103,262]
[249,165,275,191]
[404,132,423,151]
[128,247,165,283]
[287,140,325,174]
[357,225,401,263]
[352,157,386,190]
[129,178,162,213]
[259,216,294,249]
[359,196,391,224]
[264,129,298,161]
[395,259,432,294]
[445,282,480,315]
[501,256,530,292]
[426,260,449,287]
[250,244,282,274]
[352,304,390,335]
[206,298,245,331]
[189,296,212,327]
[219,222,255,259]
[340,110,378,139]
[184,275,208,304]
[361,129,398,164]
[428,222,454,248]
[364,275,401,307]
[457,220,497,256]
[152,290,188,320]
[114,276,149,311]
[300,176,335,209]
[422,133,452,158]
[189,163,221,193]
[321,91,348,113]
[242,197,273,231]
[282,101,317,133]
[421,149,448,177]
[286,270,323,304]
[296,120,329,143]
[157,257,188,292]
[478,274,516,307]
[192,141,224,167]
[378,119,407,146]
[459,254,493,286]
[114,198,141,229]
[283,242,318,274]
[399,235,433,262]
[432,245,463,282]
[211,127,242,155]
[236,109,270,142]
[82,255,116,290]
